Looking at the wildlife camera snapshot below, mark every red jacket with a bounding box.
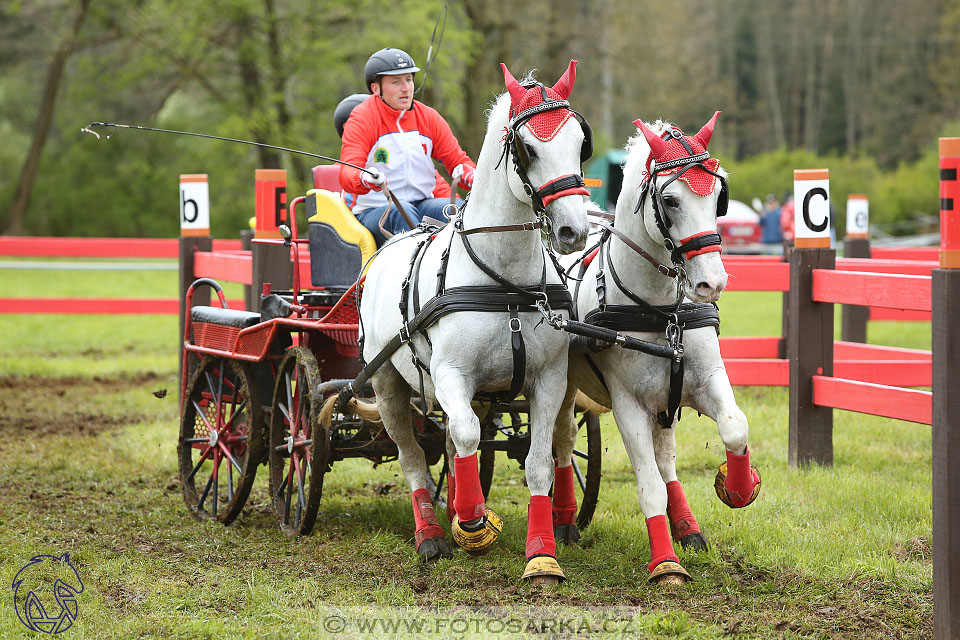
[339,95,473,211]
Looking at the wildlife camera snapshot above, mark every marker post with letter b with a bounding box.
[788,169,835,467]
[178,174,213,401]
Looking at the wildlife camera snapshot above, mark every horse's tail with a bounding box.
[576,390,610,415]
[317,394,383,428]
[316,394,435,428]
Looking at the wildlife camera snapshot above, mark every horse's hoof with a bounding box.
[554,524,581,545]
[648,561,691,585]
[714,461,762,508]
[416,537,452,563]
[679,532,711,552]
[521,555,566,584]
[452,508,503,556]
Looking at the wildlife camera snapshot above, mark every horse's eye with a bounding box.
[662,194,680,208]
[523,143,536,159]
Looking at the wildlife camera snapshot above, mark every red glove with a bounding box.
[452,164,475,190]
[360,167,385,192]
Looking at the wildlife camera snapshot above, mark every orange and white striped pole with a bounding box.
[793,169,830,248]
[940,138,960,269]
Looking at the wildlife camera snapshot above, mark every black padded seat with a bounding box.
[190,306,261,328]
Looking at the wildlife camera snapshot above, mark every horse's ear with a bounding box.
[551,60,578,99]
[634,119,670,160]
[501,63,527,110]
[694,111,721,149]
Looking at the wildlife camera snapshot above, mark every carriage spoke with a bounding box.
[211,452,220,518]
[186,445,214,482]
[218,441,242,474]
[197,471,214,511]
[571,457,586,492]
[182,437,208,444]
[277,401,292,424]
[227,458,234,501]
[191,400,216,433]
[283,463,294,525]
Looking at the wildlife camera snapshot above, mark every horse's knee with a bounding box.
[718,408,749,454]
[447,411,480,454]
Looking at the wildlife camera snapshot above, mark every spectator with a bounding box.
[780,194,795,241]
[761,193,782,244]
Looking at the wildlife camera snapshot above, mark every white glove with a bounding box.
[361,167,385,192]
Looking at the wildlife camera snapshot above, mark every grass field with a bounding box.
[0,266,934,638]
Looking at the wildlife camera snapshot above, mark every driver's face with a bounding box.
[373,73,414,111]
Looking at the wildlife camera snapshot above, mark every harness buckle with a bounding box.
[399,325,411,344]
[522,221,538,231]
[509,317,522,332]
[657,264,672,276]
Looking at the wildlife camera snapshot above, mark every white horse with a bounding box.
[356,61,590,582]
[553,113,761,584]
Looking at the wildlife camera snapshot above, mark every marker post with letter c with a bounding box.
[841,194,870,343]
[933,138,960,639]
[788,168,835,467]
[178,174,213,401]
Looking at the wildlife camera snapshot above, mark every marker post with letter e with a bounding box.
[788,169,834,467]
[252,169,292,303]
[933,138,960,639]
[178,174,213,401]
[842,194,870,343]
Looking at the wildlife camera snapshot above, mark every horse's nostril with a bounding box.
[558,226,577,244]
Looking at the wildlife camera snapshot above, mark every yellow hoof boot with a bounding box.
[452,508,503,556]
[648,561,691,584]
[521,555,566,585]
[714,461,762,508]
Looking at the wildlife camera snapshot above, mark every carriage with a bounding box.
[175,167,603,538]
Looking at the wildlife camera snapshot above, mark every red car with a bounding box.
[717,199,763,246]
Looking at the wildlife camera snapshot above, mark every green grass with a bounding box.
[0,264,934,638]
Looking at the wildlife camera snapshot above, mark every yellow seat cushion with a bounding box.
[306,189,377,269]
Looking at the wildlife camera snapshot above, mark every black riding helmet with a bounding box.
[363,48,420,92]
[334,93,368,137]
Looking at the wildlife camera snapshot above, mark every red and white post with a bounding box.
[933,138,960,638]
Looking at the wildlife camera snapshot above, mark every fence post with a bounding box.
[251,169,292,307]
[841,194,870,343]
[178,174,212,403]
[933,138,960,639]
[780,240,793,360]
[788,169,834,467]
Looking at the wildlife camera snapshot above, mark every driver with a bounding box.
[338,47,476,244]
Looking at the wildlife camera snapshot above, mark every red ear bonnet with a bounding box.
[694,111,721,149]
[501,63,527,112]
[550,60,577,99]
[500,60,578,142]
[634,112,722,196]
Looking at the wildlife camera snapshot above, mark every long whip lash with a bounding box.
[80,121,374,175]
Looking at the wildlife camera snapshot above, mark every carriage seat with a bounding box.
[190,306,261,328]
[306,187,376,288]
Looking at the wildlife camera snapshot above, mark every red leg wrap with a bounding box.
[411,488,444,547]
[666,480,701,541]
[446,471,456,522]
[552,464,578,526]
[453,454,485,521]
[724,446,760,508]
[526,495,557,558]
[645,514,679,572]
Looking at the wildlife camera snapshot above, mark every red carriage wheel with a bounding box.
[268,347,330,536]
[178,357,265,524]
